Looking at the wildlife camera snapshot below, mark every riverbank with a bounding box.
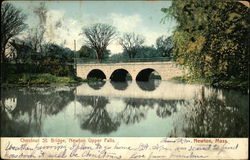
[171,76,248,93]
[1,73,84,87]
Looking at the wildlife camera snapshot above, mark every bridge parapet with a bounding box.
[76,57,172,64]
[77,61,187,81]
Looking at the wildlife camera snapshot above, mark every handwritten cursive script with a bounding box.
[1,138,247,159]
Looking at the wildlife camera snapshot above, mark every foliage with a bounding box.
[77,45,96,59]
[162,0,249,83]
[110,45,162,60]
[7,41,74,63]
[82,23,117,62]
[39,58,74,77]
[156,35,173,57]
[119,32,145,58]
[3,73,77,85]
[2,61,74,78]
[77,45,111,61]
[1,2,27,63]
[43,43,74,62]
[135,46,162,58]
[172,75,248,93]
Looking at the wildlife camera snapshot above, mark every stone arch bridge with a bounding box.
[77,61,187,81]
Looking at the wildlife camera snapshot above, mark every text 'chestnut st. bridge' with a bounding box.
[76,58,187,81]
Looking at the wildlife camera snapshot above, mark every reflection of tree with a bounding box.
[87,81,106,90]
[177,87,249,137]
[0,87,75,137]
[136,80,160,91]
[110,81,129,90]
[156,100,183,118]
[79,96,120,134]
[1,102,30,136]
[40,90,74,115]
[118,98,151,124]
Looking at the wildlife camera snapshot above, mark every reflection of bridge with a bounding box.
[77,81,203,100]
[77,61,187,81]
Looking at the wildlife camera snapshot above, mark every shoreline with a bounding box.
[1,73,248,94]
[0,73,105,88]
[170,76,249,94]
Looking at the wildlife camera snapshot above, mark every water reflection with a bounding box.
[178,87,249,137]
[87,81,106,90]
[136,80,161,91]
[1,87,75,136]
[78,96,120,134]
[156,100,182,118]
[110,81,130,90]
[118,98,149,124]
[0,81,248,137]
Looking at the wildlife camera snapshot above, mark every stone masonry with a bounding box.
[77,61,187,80]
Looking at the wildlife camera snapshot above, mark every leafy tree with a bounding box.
[136,46,162,58]
[82,23,117,62]
[43,43,74,62]
[109,45,162,61]
[156,35,173,57]
[162,0,249,82]
[119,32,145,59]
[77,45,95,59]
[77,45,111,62]
[109,52,128,62]
[1,2,27,63]
[103,49,111,59]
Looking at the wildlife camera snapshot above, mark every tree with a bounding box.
[83,23,116,62]
[24,27,45,55]
[156,35,173,57]
[43,43,74,62]
[109,45,161,61]
[136,46,162,58]
[1,2,27,63]
[119,32,145,59]
[162,0,249,82]
[77,45,95,59]
[24,2,47,57]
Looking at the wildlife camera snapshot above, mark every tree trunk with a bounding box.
[96,51,102,63]
[1,48,6,63]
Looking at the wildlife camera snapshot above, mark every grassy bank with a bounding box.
[171,75,248,93]
[2,73,83,86]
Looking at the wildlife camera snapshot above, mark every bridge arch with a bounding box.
[77,62,186,81]
[87,69,106,80]
[136,68,162,81]
[110,68,132,82]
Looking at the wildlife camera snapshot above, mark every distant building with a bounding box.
[9,39,41,63]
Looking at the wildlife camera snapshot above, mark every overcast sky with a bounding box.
[11,1,176,54]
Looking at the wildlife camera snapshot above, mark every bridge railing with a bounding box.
[76,57,172,64]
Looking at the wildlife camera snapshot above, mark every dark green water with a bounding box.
[1,81,248,137]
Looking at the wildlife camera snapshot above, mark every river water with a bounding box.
[1,80,248,137]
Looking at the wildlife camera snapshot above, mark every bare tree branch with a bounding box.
[83,23,117,62]
[1,2,27,63]
[119,32,145,59]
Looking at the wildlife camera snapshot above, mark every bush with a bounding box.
[3,73,77,85]
[39,58,74,77]
[1,58,75,78]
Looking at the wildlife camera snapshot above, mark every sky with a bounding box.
[10,1,176,54]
